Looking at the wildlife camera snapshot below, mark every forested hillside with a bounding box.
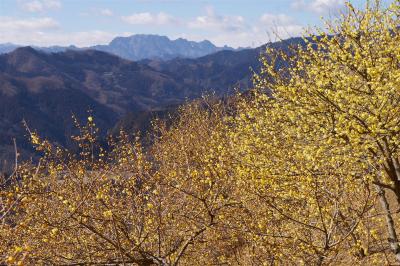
[0,37,301,172]
[0,45,250,170]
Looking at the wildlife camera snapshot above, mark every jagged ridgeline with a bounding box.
[0,34,236,61]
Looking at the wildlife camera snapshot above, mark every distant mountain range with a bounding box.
[0,36,304,172]
[0,34,235,61]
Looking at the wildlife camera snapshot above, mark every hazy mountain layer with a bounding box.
[0,34,235,61]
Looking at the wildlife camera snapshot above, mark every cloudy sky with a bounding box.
[0,0,370,48]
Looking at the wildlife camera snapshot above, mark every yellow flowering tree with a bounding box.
[245,0,400,262]
[151,98,248,265]
[0,101,247,265]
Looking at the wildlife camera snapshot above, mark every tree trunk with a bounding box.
[375,184,400,262]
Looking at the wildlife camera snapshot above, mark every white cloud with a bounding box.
[258,13,304,40]
[100,9,114,17]
[0,29,132,47]
[188,6,246,32]
[292,0,345,15]
[0,17,59,31]
[183,9,304,48]
[0,4,305,49]
[0,16,130,47]
[121,12,177,25]
[18,0,61,12]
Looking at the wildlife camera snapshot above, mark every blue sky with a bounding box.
[0,0,370,48]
